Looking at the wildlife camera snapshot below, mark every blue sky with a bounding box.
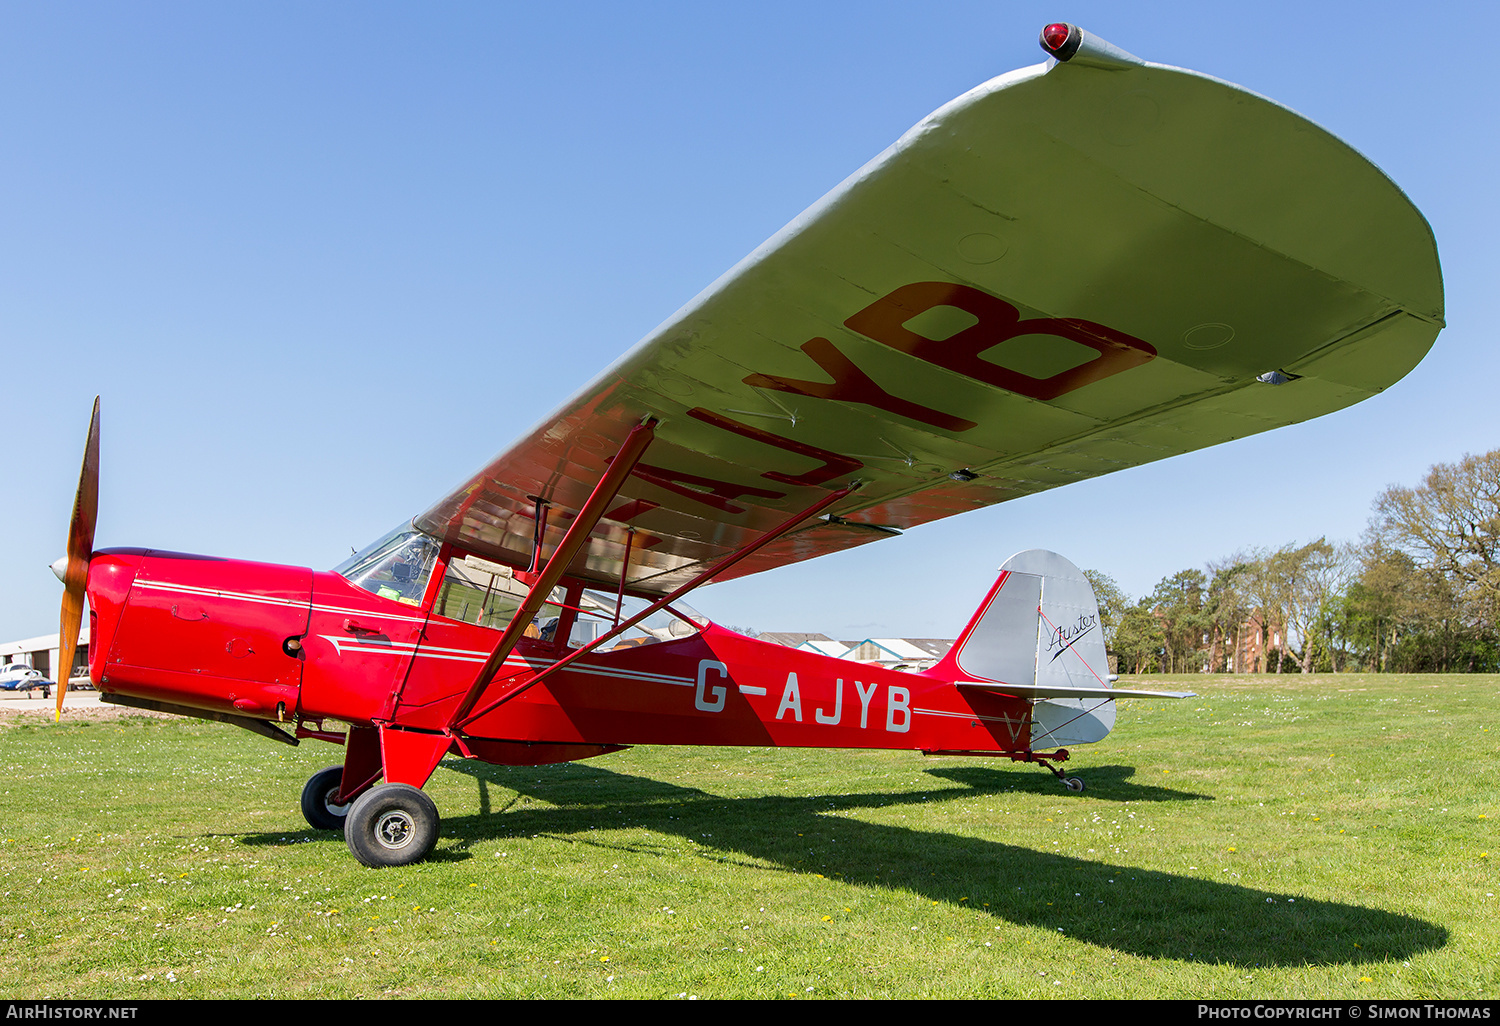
[3,1,1496,642]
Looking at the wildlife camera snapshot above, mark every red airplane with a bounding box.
[52,25,1442,867]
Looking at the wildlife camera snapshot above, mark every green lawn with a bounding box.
[0,673,1494,998]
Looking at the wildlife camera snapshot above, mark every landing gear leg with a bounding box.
[1035,749,1083,792]
[1042,762,1085,792]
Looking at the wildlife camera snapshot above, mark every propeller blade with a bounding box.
[56,397,100,721]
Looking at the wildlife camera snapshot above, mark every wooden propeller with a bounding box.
[56,397,100,721]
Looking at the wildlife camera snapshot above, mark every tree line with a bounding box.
[1086,449,1500,674]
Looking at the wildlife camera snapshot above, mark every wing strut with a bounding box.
[452,479,861,731]
[447,419,658,727]
[613,528,636,626]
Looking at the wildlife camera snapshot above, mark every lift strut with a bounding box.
[453,479,861,731]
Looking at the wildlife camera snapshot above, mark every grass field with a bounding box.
[0,673,1494,999]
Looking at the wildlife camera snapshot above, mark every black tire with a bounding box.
[1064,776,1085,793]
[300,766,352,831]
[344,784,440,868]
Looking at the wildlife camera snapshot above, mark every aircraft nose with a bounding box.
[93,550,310,718]
[83,549,146,687]
[50,555,70,583]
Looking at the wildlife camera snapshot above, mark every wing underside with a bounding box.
[415,40,1442,594]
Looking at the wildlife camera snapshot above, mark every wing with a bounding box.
[414,29,1442,596]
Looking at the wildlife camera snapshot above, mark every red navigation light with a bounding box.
[1041,23,1072,51]
[1038,22,1081,61]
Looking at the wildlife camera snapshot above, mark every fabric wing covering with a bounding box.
[414,40,1442,596]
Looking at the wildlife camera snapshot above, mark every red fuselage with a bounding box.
[85,547,1034,782]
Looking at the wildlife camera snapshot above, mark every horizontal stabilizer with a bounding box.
[957,681,1196,700]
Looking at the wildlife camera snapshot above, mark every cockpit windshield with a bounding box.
[334,525,441,605]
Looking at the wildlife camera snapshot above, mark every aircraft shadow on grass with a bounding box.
[235,757,1442,966]
[406,757,1444,968]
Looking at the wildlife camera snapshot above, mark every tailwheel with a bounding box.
[1031,748,1083,792]
[344,784,440,868]
[300,766,352,831]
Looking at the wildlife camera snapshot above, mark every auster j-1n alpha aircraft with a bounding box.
[52,25,1442,867]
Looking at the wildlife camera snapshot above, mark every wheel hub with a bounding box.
[375,810,416,850]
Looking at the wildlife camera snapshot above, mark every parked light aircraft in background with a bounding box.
[52,25,1442,866]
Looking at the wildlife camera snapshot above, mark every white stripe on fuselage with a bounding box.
[137,580,932,713]
[132,580,430,625]
[314,634,698,689]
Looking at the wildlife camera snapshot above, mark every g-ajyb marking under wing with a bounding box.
[415,32,1441,595]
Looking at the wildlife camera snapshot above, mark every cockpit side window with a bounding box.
[571,590,707,650]
[432,552,566,637]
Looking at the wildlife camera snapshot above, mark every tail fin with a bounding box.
[932,550,1116,748]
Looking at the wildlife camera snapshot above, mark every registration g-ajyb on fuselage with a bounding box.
[55,25,1443,867]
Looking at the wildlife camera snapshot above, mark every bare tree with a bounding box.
[1306,542,1359,671]
[1284,538,1339,674]
[1205,560,1251,672]
[1242,549,1285,672]
[1084,569,1127,672]
[1371,450,1500,631]
[1239,540,1334,673]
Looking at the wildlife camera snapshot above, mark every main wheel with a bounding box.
[301,766,352,831]
[1064,776,1085,793]
[344,784,440,868]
